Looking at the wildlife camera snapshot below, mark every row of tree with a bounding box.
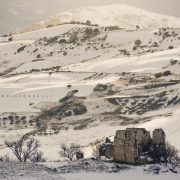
[1,136,83,162]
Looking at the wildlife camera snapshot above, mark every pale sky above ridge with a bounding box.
[0,0,180,35]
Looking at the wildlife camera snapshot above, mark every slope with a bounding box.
[15,4,180,34]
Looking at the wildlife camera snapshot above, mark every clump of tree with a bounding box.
[86,20,91,26]
[104,26,121,31]
[154,71,172,78]
[4,136,45,162]
[168,46,174,50]
[170,59,178,66]
[69,20,99,27]
[59,143,83,161]
[134,39,142,47]
[59,39,67,45]
[83,27,100,41]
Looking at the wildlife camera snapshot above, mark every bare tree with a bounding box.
[59,143,81,161]
[4,136,41,162]
[30,151,46,162]
[165,142,180,170]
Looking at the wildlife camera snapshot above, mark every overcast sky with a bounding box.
[0,0,180,35]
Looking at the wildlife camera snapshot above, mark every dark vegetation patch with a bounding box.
[17,45,26,53]
[108,90,180,115]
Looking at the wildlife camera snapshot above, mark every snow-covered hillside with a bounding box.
[15,4,180,34]
[0,25,180,76]
[0,4,180,174]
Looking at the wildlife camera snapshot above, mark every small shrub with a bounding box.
[134,39,142,47]
[17,45,26,53]
[155,72,163,78]
[8,37,13,41]
[36,54,41,58]
[163,71,172,76]
[170,60,178,66]
[168,46,174,50]
[86,20,91,26]
[63,52,67,56]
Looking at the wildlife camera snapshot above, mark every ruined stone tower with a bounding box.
[113,128,150,164]
[100,128,166,164]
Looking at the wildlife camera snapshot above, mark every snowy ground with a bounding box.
[0,162,63,180]
[0,161,180,180]
[62,171,180,180]
[0,72,119,112]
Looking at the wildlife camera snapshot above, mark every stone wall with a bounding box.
[101,128,166,165]
[153,129,165,145]
[113,128,151,164]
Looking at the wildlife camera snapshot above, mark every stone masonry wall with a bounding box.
[113,128,165,164]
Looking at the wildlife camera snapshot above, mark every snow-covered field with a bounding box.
[0,162,180,180]
[66,47,180,73]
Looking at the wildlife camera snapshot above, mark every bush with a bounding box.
[59,143,81,161]
[36,54,41,58]
[8,37,13,41]
[86,20,91,26]
[168,46,174,50]
[170,60,178,66]
[63,52,67,56]
[163,71,172,76]
[136,25,140,30]
[133,46,137,51]
[17,45,26,53]
[85,28,93,35]
[30,151,46,162]
[154,71,171,78]
[134,39,142,47]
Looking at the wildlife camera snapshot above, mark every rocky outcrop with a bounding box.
[94,84,109,92]
[93,84,113,95]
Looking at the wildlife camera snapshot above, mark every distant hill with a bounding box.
[15,4,180,34]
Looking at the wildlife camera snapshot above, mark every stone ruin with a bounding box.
[99,128,166,165]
